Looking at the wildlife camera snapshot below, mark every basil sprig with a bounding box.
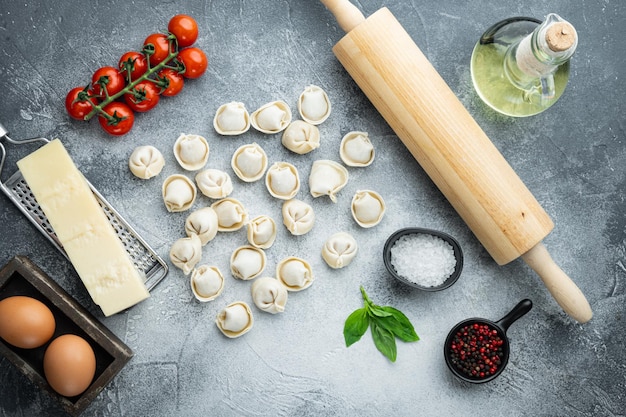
[343,286,419,362]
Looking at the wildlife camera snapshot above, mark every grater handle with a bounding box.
[0,124,49,187]
[0,124,8,187]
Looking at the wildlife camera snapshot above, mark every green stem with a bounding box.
[84,40,179,122]
[360,286,372,307]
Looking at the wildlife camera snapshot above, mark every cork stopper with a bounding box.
[545,22,577,52]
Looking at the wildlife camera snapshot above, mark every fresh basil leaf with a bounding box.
[367,303,393,318]
[345,286,419,362]
[360,287,393,318]
[370,318,397,362]
[344,307,370,347]
[378,306,420,342]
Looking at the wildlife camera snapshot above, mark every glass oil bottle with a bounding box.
[470,13,578,117]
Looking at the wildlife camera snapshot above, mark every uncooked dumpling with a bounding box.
[282,199,315,235]
[251,277,288,314]
[281,120,320,155]
[195,169,233,199]
[308,160,349,203]
[276,257,314,291]
[185,207,219,245]
[216,301,253,338]
[128,145,165,179]
[351,190,386,228]
[339,131,375,167]
[265,162,300,200]
[250,100,292,134]
[297,85,331,125]
[211,198,248,232]
[190,265,224,302]
[213,102,250,135]
[321,232,358,269]
[231,143,268,182]
[230,245,266,280]
[162,174,197,212]
[247,215,277,249]
[169,233,202,275]
[173,133,210,171]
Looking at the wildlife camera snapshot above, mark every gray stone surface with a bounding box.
[0,0,625,416]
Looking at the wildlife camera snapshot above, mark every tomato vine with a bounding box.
[65,14,207,136]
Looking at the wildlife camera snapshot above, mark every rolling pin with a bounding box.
[320,0,593,323]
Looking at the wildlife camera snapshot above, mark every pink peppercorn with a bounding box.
[448,322,505,380]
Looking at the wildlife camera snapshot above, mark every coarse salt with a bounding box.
[390,233,456,287]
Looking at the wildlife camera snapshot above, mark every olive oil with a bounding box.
[471,15,576,117]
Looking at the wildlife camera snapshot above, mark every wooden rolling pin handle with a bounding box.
[521,242,593,323]
[320,0,365,32]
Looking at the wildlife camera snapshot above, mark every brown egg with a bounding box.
[0,296,56,349]
[43,334,96,397]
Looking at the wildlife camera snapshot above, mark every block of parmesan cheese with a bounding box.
[17,139,149,316]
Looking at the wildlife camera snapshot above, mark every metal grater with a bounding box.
[0,124,168,291]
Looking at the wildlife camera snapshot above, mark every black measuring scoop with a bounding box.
[444,299,533,383]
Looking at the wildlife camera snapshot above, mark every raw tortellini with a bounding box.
[322,232,358,269]
[247,215,277,249]
[265,162,300,200]
[340,131,375,167]
[216,301,254,338]
[195,169,233,199]
[211,198,248,232]
[128,145,165,179]
[162,174,197,212]
[230,245,266,280]
[250,100,292,134]
[191,265,224,302]
[282,199,315,235]
[251,277,288,314]
[297,85,331,125]
[351,190,386,228]
[173,133,210,171]
[308,160,349,203]
[185,207,219,245]
[170,233,202,275]
[161,88,384,338]
[276,257,314,291]
[213,102,251,135]
[281,120,320,155]
[231,143,268,182]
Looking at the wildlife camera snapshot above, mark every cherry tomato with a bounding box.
[168,15,198,48]
[98,102,134,136]
[91,66,126,97]
[143,33,171,66]
[65,87,99,120]
[124,81,160,112]
[157,68,185,96]
[118,51,148,81]
[177,47,207,79]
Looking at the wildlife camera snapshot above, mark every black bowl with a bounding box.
[383,227,463,291]
[444,299,532,383]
